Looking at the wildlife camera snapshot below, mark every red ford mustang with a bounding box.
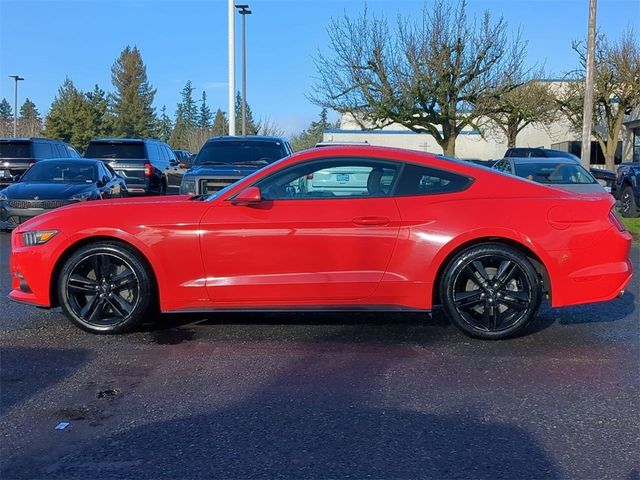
[8,146,633,339]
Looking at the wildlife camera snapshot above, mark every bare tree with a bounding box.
[311,0,526,156]
[479,68,558,148]
[557,28,640,170]
[257,117,285,137]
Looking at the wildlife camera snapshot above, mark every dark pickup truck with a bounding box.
[615,162,640,217]
[179,136,292,196]
[85,138,183,195]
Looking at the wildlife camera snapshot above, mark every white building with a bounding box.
[323,86,639,165]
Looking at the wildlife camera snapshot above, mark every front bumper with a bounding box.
[0,202,70,230]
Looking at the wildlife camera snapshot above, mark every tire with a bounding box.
[58,242,155,334]
[440,243,542,340]
[619,186,639,217]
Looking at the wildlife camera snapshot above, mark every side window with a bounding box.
[66,145,81,158]
[32,142,53,158]
[494,160,511,173]
[257,158,399,200]
[394,164,472,196]
[165,145,177,162]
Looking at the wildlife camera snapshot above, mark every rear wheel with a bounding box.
[620,186,638,217]
[58,242,155,334]
[440,244,542,339]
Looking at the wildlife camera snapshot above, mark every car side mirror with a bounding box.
[231,186,262,205]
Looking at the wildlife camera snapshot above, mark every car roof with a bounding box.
[0,137,64,143]
[505,157,580,165]
[90,138,150,143]
[205,135,286,143]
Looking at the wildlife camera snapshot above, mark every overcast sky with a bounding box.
[1,0,637,137]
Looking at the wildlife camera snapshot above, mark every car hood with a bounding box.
[185,165,258,177]
[3,182,95,199]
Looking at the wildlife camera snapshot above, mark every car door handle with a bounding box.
[352,216,390,226]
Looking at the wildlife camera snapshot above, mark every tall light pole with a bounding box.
[8,75,24,137]
[236,4,251,136]
[580,0,597,168]
[228,0,236,136]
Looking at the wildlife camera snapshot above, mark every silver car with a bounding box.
[492,157,606,194]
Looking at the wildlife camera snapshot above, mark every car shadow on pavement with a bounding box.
[0,347,92,415]
[140,311,455,346]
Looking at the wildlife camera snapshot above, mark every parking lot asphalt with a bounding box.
[0,231,638,479]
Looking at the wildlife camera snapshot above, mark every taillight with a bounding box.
[609,207,626,232]
[144,162,152,177]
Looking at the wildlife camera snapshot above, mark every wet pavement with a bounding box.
[1,231,638,479]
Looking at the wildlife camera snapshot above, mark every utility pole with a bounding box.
[228,0,236,136]
[236,4,251,136]
[8,75,24,137]
[580,0,597,168]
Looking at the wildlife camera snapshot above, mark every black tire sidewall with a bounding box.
[621,187,638,217]
[440,243,542,340]
[58,242,153,334]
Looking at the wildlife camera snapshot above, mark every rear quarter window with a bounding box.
[394,164,472,196]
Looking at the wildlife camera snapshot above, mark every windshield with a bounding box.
[0,141,31,159]
[85,142,146,159]
[195,141,287,166]
[20,162,97,183]
[514,163,596,185]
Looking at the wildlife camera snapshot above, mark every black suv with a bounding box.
[179,136,292,195]
[503,147,617,193]
[85,138,182,195]
[0,137,81,186]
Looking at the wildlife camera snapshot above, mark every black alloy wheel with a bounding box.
[620,186,638,217]
[58,242,154,333]
[440,244,542,339]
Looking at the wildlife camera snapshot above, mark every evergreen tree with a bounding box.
[291,108,335,151]
[170,81,198,148]
[156,105,173,143]
[86,84,112,137]
[110,45,157,137]
[198,91,213,130]
[18,98,42,137]
[0,98,13,137]
[211,109,228,136]
[234,91,259,135]
[44,77,94,151]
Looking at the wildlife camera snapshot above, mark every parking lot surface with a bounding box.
[0,231,638,479]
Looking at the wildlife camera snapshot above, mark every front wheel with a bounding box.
[440,244,542,340]
[58,242,155,334]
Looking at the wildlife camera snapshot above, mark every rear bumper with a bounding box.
[549,227,633,307]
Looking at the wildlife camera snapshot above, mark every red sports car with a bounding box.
[8,146,633,339]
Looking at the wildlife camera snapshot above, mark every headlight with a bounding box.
[70,191,92,202]
[22,230,59,246]
[0,192,7,201]
[180,177,197,195]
